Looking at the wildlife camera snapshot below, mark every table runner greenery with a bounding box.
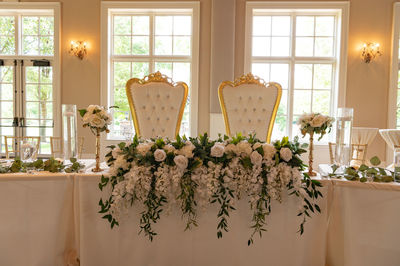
[98,133,323,245]
[0,157,85,173]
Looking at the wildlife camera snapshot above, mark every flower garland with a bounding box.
[98,134,323,245]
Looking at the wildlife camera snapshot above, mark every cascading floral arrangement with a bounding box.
[98,133,323,245]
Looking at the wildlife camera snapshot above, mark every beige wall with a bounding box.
[20,0,399,160]
[234,0,399,161]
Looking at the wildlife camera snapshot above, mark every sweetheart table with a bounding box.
[1,167,400,266]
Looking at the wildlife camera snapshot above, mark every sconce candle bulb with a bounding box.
[361,42,382,63]
[69,40,88,60]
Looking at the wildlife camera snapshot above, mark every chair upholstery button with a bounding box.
[147,117,150,120]
[157,94,160,98]
[248,119,251,123]
[259,97,262,100]
[249,96,252,100]
[152,128,155,132]
[166,117,170,121]
[157,118,160,121]
[262,108,266,112]
[152,106,156,110]
[244,108,247,112]
[167,94,170,98]
[253,108,256,112]
[142,106,146,109]
[162,129,165,132]
[239,96,242,100]
[161,106,165,110]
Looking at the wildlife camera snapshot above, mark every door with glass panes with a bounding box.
[0,11,58,156]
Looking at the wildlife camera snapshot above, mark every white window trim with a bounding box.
[244,1,349,146]
[100,1,200,151]
[0,2,61,155]
[386,2,400,161]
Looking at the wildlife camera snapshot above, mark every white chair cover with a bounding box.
[126,72,188,139]
[352,127,379,145]
[218,73,281,142]
[379,129,400,150]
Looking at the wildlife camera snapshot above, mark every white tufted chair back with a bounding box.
[126,72,188,139]
[218,73,282,143]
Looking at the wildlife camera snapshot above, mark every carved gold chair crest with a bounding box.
[218,73,282,143]
[125,72,189,139]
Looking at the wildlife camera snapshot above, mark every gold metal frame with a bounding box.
[125,71,189,138]
[218,73,282,143]
[50,136,63,157]
[4,136,41,159]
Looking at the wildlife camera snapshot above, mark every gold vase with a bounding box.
[308,132,316,176]
[92,128,103,172]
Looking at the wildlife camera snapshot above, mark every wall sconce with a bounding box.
[361,42,382,63]
[69,41,87,60]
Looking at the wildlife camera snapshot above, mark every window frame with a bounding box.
[0,2,61,156]
[101,1,200,146]
[244,1,349,142]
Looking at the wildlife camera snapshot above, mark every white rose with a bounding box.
[224,143,237,154]
[91,116,106,128]
[237,141,252,156]
[136,143,152,156]
[262,143,276,160]
[86,105,97,113]
[164,144,176,154]
[111,147,122,158]
[154,149,167,162]
[177,141,195,158]
[310,114,326,128]
[250,150,263,166]
[174,155,188,170]
[280,147,293,162]
[253,142,262,150]
[210,143,225,157]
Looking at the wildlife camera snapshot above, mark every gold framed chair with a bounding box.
[125,71,189,139]
[4,136,40,159]
[218,73,282,143]
[50,136,85,159]
[50,137,63,158]
[328,142,368,166]
[78,136,84,159]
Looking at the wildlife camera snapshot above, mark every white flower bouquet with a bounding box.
[297,113,334,141]
[98,133,323,245]
[79,105,114,134]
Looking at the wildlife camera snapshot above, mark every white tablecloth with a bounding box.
[1,170,400,266]
[75,175,329,266]
[0,173,76,266]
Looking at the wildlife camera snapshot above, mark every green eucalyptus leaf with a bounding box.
[370,156,381,166]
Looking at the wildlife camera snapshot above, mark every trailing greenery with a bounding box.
[329,156,400,183]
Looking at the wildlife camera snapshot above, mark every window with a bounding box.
[101,2,199,141]
[389,3,400,130]
[0,3,60,155]
[245,2,349,142]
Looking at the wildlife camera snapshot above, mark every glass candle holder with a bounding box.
[334,108,354,168]
[62,104,78,160]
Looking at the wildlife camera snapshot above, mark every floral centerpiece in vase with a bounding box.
[297,113,334,176]
[79,105,114,172]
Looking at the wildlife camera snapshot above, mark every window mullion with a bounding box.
[149,13,155,73]
[288,14,296,139]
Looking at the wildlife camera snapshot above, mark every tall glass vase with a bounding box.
[62,104,78,160]
[334,108,354,170]
[308,131,316,176]
[92,128,102,172]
